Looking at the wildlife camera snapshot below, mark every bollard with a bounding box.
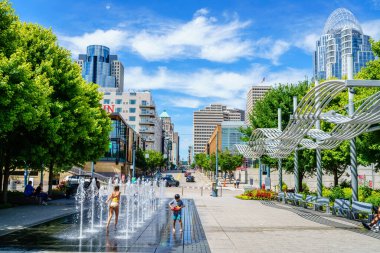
[201,187,203,196]
[220,186,222,197]
[182,186,184,196]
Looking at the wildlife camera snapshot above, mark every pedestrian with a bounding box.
[106,185,120,234]
[236,178,240,188]
[169,194,185,232]
[35,183,48,205]
[24,181,35,197]
[362,206,380,230]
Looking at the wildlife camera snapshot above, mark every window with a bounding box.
[116,108,122,113]
[129,116,136,121]
[130,99,136,105]
[116,99,122,104]
[130,125,136,130]
[129,108,136,113]
[142,100,147,106]
[104,92,111,95]
[104,99,110,104]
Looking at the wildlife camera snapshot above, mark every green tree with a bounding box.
[135,148,147,172]
[242,81,313,191]
[194,153,209,171]
[355,39,380,171]
[0,2,52,202]
[219,150,244,173]
[144,150,165,174]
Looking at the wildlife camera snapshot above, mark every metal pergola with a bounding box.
[245,78,380,200]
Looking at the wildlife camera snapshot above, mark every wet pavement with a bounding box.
[0,199,210,252]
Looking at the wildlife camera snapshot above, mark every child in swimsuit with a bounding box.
[106,185,120,233]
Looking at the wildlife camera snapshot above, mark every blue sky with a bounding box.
[11,0,380,160]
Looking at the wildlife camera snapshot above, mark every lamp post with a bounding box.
[215,133,219,196]
[293,96,299,193]
[132,141,136,178]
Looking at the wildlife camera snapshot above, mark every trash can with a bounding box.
[211,182,218,197]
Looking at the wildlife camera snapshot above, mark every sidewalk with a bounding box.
[193,193,380,253]
[0,198,77,236]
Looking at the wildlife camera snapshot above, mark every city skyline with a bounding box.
[10,0,380,160]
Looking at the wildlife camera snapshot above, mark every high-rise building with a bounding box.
[314,8,374,80]
[76,45,124,92]
[101,89,163,152]
[160,110,179,165]
[245,85,271,124]
[193,104,245,154]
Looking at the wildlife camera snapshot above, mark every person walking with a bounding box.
[106,185,120,234]
[169,194,185,232]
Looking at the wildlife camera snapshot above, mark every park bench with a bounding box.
[277,192,285,202]
[285,192,295,205]
[332,199,350,218]
[299,195,317,208]
[294,193,304,206]
[313,197,330,213]
[350,201,373,222]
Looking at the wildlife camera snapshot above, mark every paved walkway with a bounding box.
[192,192,380,253]
[0,198,77,236]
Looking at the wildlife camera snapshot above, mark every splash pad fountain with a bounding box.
[75,177,166,240]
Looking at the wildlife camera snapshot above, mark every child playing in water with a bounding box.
[169,194,185,232]
[106,185,120,234]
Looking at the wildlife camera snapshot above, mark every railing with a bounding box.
[69,166,109,183]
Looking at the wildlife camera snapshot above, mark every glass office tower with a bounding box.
[78,45,124,91]
[313,8,374,80]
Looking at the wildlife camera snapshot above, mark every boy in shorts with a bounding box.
[169,194,185,232]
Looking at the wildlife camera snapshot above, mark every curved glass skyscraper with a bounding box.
[313,8,375,80]
[77,45,124,91]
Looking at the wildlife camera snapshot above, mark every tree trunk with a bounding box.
[48,162,54,196]
[333,169,338,187]
[1,157,10,204]
[0,166,3,193]
[298,173,303,192]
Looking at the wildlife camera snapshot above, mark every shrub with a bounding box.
[322,187,331,198]
[359,185,373,202]
[282,182,288,192]
[365,191,380,207]
[238,189,276,200]
[302,182,310,194]
[339,179,351,188]
[342,187,352,200]
[329,186,345,202]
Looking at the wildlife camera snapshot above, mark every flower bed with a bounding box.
[236,189,276,200]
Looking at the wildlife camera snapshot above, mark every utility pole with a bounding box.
[278,108,283,192]
[132,141,136,178]
[293,96,299,193]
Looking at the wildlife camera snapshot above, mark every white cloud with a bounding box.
[59,9,290,64]
[123,65,311,109]
[59,29,128,57]
[295,33,319,53]
[362,19,380,40]
[169,98,203,108]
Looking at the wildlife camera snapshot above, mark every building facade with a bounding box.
[76,45,124,91]
[313,8,374,80]
[206,121,246,154]
[160,111,179,166]
[245,85,271,124]
[101,89,163,152]
[193,104,245,154]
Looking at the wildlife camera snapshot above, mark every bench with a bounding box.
[332,199,350,218]
[285,192,295,205]
[299,195,317,208]
[350,201,373,222]
[294,193,304,206]
[313,197,330,213]
[277,192,285,202]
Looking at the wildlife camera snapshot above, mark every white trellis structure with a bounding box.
[245,79,380,200]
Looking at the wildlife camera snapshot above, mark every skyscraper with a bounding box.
[314,8,374,80]
[76,45,124,91]
[245,85,271,124]
[193,104,245,154]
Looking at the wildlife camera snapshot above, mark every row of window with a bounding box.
[104,99,137,105]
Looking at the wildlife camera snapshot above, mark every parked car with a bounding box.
[162,175,179,187]
[186,175,195,182]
